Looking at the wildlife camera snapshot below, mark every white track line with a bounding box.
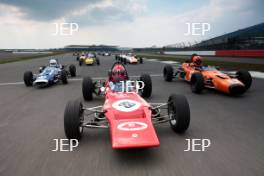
[0,74,163,86]
[0,82,24,86]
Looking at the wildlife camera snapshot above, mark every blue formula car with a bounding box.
[23,59,76,88]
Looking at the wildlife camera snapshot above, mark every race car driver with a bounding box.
[109,64,129,92]
[190,55,203,70]
[49,59,58,68]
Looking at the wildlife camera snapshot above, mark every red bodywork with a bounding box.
[102,64,159,149]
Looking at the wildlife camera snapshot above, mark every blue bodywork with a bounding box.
[33,66,61,87]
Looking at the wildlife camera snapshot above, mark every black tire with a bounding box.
[168,94,190,133]
[64,100,84,140]
[96,58,100,65]
[76,56,79,61]
[61,70,68,84]
[190,73,204,93]
[82,77,94,101]
[69,64,76,77]
[163,65,174,82]
[23,71,33,86]
[123,58,127,64]
[79,60,83,66]
[139,57,143,64]
[236,70,252,90]
[139,74,152,98]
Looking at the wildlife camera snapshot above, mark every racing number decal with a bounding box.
[112,99,141,112]
[117,122,148,131]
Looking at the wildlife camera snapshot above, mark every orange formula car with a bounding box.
[163,55,252,96]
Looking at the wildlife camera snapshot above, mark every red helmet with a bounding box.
[192,56,202,66]
[111,64,128,82]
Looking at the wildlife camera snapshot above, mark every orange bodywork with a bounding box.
[181,63,244,94]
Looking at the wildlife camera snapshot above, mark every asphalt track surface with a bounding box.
[0,54,264,176]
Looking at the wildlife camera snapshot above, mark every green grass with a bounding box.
[0,52,66,64]
[137,53,264,72]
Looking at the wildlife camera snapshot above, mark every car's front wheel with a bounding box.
[61,70,68,84]
[64,100,84,140]
[82,76,94,101]
[139,74,152,98]
[69,64,76,77]
[236,70,252,90]
[168,94,190,133]
[24,71,33,86]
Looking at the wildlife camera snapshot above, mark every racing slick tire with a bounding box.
[24,71,33,86]
[64,100,84,140]
[82,76,94,101]
[139,57,143,64]
[123,58,127,65]
[190,73,204,94]
[236,70,252,90]
[69,64,76,77]
[96,58,100,65]
[139,74,152,98]
[76,56,80,61]
[163,65,174,82]
[61,70,68,84]
[79,60,83,66]
[168,94,190,133]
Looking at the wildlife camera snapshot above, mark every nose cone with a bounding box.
[229,84,246,96]
[34,79,49,88]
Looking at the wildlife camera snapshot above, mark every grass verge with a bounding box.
[137,53,264,72]
[0,52,66,64]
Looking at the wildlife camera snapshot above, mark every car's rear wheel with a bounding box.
[139,57,143,64]
[69,64,76,77]
[64,100,84,140]
[236,70,252,90]
[190,72,204,93]
[79,60,83,66]
[163,65,174,82]
[24,71,33,86]
[61,70,68,84]
[139,74,152,98]
[96,58,100,65]
[82,76,94,101]
[168,94,190,133]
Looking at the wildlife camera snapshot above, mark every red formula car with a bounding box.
[64,62,190,149]
[163,55,252,96]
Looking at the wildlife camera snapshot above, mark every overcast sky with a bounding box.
[0,0,263,49]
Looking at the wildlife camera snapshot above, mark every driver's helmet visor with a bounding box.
[50,63,57,67]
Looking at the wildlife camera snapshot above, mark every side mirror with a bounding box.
[39,67,43,73]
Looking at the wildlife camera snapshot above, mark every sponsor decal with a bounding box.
[117,122,148,131]
[112,99,141,112]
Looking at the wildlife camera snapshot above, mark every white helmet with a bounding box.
[49,59,57,67]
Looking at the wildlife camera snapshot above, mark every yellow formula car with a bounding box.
[79,53,100,66]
